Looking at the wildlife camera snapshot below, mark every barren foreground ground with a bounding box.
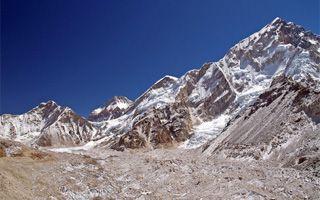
[0,146,319,200]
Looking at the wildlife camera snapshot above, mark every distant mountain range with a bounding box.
[1,17,319,159]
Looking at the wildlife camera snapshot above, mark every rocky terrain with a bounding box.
[1,139,319,199]
[0,17,319,199]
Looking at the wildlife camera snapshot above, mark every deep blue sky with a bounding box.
[1,0,319,116]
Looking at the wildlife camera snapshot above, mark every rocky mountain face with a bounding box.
[0,17,319,151]
[202,77,320,176]
[111,101,193,150]
[106,17,319,150]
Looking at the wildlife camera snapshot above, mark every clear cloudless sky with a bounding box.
[1,0,319,116]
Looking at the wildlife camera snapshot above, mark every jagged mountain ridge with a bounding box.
[0,17,319,150]
[0,101,99,146]
[102,17,320,150]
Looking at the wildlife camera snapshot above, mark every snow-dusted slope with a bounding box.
[202,78,320,173]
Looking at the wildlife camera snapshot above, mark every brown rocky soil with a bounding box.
[0,141,319,199]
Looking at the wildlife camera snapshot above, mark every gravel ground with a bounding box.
[1,146,319,200]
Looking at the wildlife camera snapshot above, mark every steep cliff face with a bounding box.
[111,102,193,150]
[220,17,319,92]
[1,18,319,150]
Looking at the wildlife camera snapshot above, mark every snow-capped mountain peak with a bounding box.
[102,96,132,111]
[219,17,319,100]
[0,100,98,146]
[88,96,133,122]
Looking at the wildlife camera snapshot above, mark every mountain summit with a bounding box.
[88,96,133,122]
